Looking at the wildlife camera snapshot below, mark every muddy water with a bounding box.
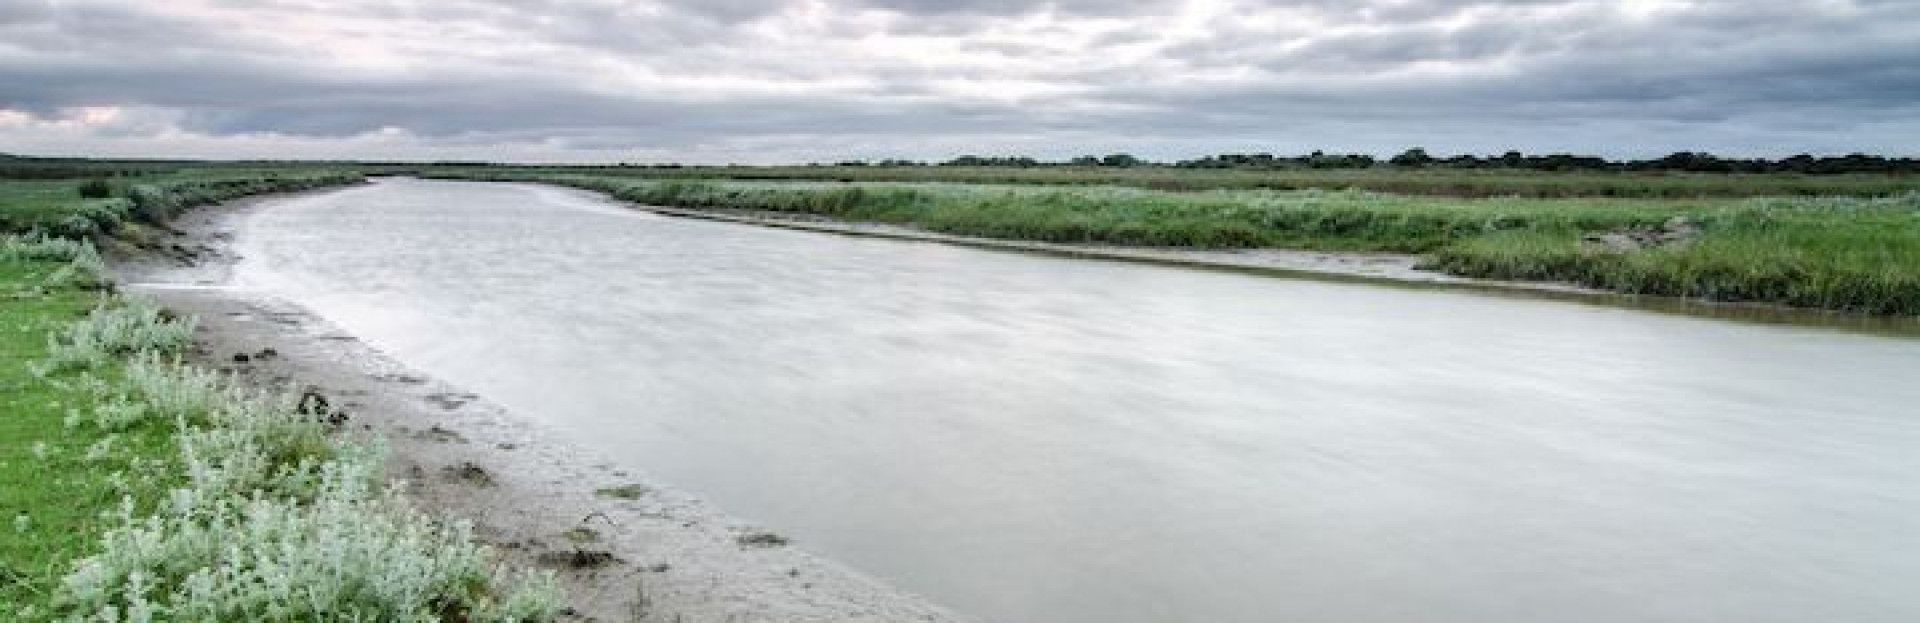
[234,178,1920,623]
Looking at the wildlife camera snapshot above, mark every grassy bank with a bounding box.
[0,170,362,237]
[1,174,563,620]
[413,164,1920,199]
[0,240,169,617]
[441,171,1920,315]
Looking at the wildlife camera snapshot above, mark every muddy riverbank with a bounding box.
[107,191,972,623]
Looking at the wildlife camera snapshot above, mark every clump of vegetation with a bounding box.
[0,234,95,262]
[1,235,109,290]
[75,179,113,199]
[37,298,196,375]
[64,420,558,621]
[36,304,564,621]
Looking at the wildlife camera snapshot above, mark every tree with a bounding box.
[1389,147,1434,167]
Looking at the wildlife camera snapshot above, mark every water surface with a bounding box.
[236,178,1920,623]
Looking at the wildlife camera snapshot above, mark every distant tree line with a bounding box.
[6,150,1918,178]
[788,150,1920,174]
[1367,149,1920,174]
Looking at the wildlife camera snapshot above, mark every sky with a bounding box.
[1,0,1916,163]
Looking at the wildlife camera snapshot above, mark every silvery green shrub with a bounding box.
[45,303,563,622]
[38,299,196,374]
[63,460,560,622]
[0,234,92,262]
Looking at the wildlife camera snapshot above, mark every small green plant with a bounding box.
[594,484,648,500]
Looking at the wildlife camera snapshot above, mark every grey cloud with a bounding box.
[851,0,1166,17]
[0,0,1915,161]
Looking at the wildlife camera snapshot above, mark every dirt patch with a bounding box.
[538,548,621,570]
[425,391,478,410]
[737,531,791,549]
[441,461,496,487]
[416,424,468,444]
[1582,216,1702,252]
[371,372,427,384]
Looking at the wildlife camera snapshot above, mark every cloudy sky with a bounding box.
[2,0,1916,163]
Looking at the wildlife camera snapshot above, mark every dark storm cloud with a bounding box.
[0,0,1915,161]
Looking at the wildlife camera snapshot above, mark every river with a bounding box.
[232,177,1920,623]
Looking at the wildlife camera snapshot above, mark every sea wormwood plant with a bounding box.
[2,235,110,289]
[44,311,562,621]
[36,299,196,375]
[45,242,108,290]
[62,460,561,622]
[80,355,233,432]
[0,234,93,262]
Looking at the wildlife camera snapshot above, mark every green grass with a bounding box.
[1429,196,1920,314]
[0,181,130,238]
[0,260,176,618]
[459,173,1718,250]
[413,164,1920,199]
[439,171,1920,315]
